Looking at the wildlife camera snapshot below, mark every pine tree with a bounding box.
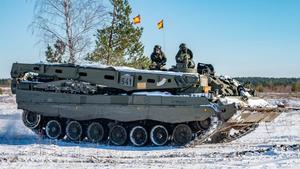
[125,55,151,69]
[86,0,150,69]
[45,39,65,63]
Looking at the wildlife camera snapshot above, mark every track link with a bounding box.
[221,123,259,143]
[185,115,223,148]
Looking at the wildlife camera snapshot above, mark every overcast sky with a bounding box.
[0,0,299,78]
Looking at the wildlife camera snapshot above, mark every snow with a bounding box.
[219,75,240,87]
[220,96,276,108]
[0,94,300,169]
[247,98,272,107]
[104,66,198,76]
[132,91,173,96]
[132,92,212,99]
[44,62,198,76]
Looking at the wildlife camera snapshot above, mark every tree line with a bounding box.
[0,79,11,94]
[0,79,11,87]
[236,77,300,92]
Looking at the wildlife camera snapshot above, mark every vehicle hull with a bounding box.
[16,90,233,123]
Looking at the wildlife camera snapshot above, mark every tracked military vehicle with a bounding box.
[11,62,283,147]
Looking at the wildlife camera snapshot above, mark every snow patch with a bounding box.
[220,96,276,108]
[132,91,172,96]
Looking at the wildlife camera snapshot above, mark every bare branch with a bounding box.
[31,0,107,63]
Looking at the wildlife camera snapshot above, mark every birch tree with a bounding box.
[31,0,107,63]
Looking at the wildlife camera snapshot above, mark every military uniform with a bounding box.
[150,45,167,70]
[175,44,195,68]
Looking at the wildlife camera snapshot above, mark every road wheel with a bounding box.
[22,111,42,129]
[66,121,82,141]
[172,124,192,146]
[130,126,148,146]
[109,125,127,146]
[45,120,62,139]
[192,118,211,131]
[150,125,168,146]
[199,118,211,130]
[87,122,104,143]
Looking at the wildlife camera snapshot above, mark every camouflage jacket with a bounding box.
[150,52,167,66]
[175,49,193,63]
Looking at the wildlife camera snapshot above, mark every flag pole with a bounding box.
[157,19,166,55]
[163,19,166,55]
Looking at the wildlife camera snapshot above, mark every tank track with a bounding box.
[220,123,259,143]
[184,121,259,146]
[184,115,259,147]
[20,105,266,147]
[22,110,230,147]
[185,115,223,148]
[25,117,260,147]
[205,123,259,144]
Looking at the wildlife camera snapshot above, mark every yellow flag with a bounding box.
[133,15,141,24]
[157,19,164,29]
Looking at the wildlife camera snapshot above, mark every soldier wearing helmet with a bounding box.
[149,45,167,70]
[175,43,195,68]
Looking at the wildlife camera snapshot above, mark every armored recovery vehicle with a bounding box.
[10,62,283,147]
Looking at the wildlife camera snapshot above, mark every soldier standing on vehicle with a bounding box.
[175,43,195,68]
[150,45,167,70]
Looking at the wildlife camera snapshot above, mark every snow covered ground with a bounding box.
[0,92,299,169]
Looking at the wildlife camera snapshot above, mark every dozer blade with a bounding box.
[227,107,283,124]
[206,106,298,144]
[232,106,299,124]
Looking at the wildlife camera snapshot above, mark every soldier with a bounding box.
[149,45,167,70]
[175,43,195,68]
